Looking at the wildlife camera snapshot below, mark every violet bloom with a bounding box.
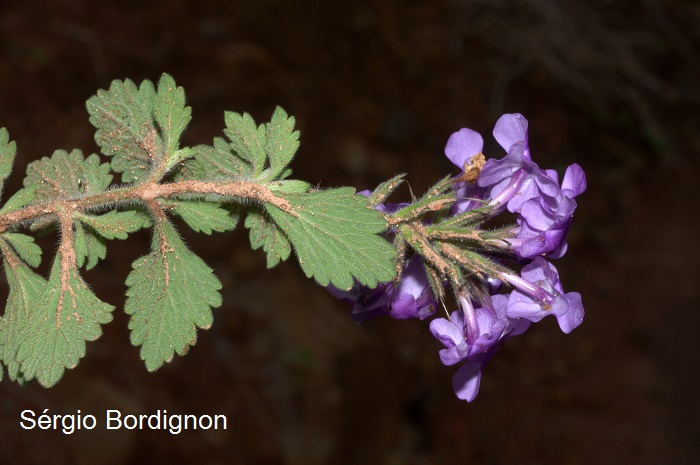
[327,257,436,322]
[512,163,587,259]
[477,114,559,213]
[444,128,487,214]
[430,295,529,401]
[501,257,584,334]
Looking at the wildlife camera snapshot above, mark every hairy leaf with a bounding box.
[0,127,16,196]
[1,233,42,268]
[0,256,46,383]
[73,221,107,270]
[86,78,160,183]
[0,186,35,215]
[264,188,395,289]
[24,150,112,201]
[244,208,291,268]
[125,220,221,372]
[76,210,152,240]
[13,251,114,387]
[175,138,252,181]
[154,74,191,162]
[223,111,267,176]
[265,106,299,173]
[167,200,236,234]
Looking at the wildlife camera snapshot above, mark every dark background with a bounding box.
[1,1,698,464]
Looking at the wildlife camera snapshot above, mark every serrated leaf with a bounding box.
[125,220,221,372]
[267,179,310,194]
[175,138,252,181]
[265,106,299,171]
[0,253,47,383]
[0,127,16,196]
[87,78,160,183]
[264,188,395,289]
[167,200,236,234]
[13,251,114,387]
[1,233,42,268]
[0,186,35,215]
[223,111,267,176]
[76,210,151,240]
[24,150,112,201]
[73,221,107,270]
[153,74,192,164]
[244,208,291,268]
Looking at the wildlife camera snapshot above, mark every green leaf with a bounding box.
[0,253,46,383]
[167,200,237,234]
[1,233,42,268]
[175,138,252,181]
[264,188,395,290]
[13,250,114,387]
[86,78,160,183]
[265,106,299,172]
[267,179,310,194]
[76,210,152,240]
[0,127,16,196]
[125,220,222,372]
[0,186,35,215]
[73,221,107,270]
[244,208,291,268]
[24,150,112,201]
[223,111,267,176]
[153,74,192,165]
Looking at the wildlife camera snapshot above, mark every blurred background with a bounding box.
[0,1,698,464]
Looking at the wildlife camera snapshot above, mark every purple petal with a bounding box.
[429,318,464,347]
[562,163,587,196]
[452,361,482,402]
[493,113,528,152]
[556,292,584,333]
[444,128,484,169]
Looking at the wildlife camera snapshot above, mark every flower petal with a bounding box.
[493,113,528,152]
[444,128,483,169]
[452,361,482,402]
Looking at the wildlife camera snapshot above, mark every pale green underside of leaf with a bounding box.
[125,220,222,372]
[24,150,112,201]
[86,78,160,183]
[264,188,395,290]
[1,233,42,268]
[0,259,46,383]
[74,222,107,270]
[0,127,16,196]
[77,210,152,240]
[166,199,237,234]
[13,254,114,387]
[244,208,291,268]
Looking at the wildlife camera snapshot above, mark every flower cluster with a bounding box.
[329,113,585,402]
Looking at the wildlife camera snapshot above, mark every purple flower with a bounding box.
[327,256,436,321]
[511,163,587,259]
[477,114,559,213]
[430,295,529,401]
[444,128,487,214]
[501,257,584,334]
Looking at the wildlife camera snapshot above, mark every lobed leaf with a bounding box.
[264,188,396,290]
[76,210,152,240]
[13,251,114,387]
[265,106,299,173]
[73,221,107,270]
[125,220,222,372]
[175,138,253,181]
[0,127,16,196]
[24,150,112,201]
[167,200,237,234]
[223,111,267,176]
[153,73,192,164]
[1,233,42,268]
[244,208,291,268]
[0,250,47,382]
[86,78,160,183]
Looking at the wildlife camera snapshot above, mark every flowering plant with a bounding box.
[0,75,584,402]
[330,113,586,401]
